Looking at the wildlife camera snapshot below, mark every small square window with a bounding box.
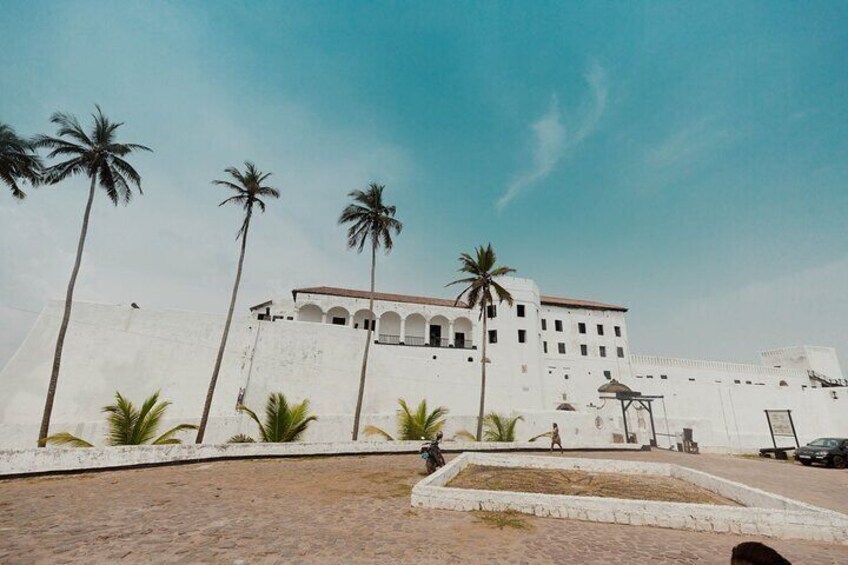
[541,319,547,331]
[614,325,621,337]
[488,330,498,344]
[617,347,624,358]
[603,370,612,380]
[599,346,607,358]
[733,379,741,384]
[688,378,696,382]
[580,344,588,356]
[543,341,548,353]
[555,320,563,332]
[578,322,586,334]
[564,374,569,380]
[486,304,497,319]
[517,305,525,317]
[597,324,604,336]
[647,375,653,379]
[558,342,566,354]
[518,329,526,343]
[660,374,667,380]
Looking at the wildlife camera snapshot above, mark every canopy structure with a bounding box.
[599,385,664,447]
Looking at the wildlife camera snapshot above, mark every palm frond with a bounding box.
[528,431,553,443]
[44,432,94,448]
[395,398,448,440]
[338,183,402,254]
[363,425,395,440]
[228,434,256,443]
[152,423,199,445]
[452,430,477,442]
[238,393,317,443]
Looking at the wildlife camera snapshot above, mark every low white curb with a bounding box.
[0,441,642,478]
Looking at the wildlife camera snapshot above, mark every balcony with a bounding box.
[376,334,475,349]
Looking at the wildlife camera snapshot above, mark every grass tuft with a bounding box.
[473,511,531,530]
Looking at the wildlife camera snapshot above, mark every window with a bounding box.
[486,304,497,319]
[660,374,667,380]
[541,319,547,331]
[332,317,346,325]
[558,342,566,354]
[517,304,525,317]
[578,322,586,334]
[599,346,607,358]
[517,329,526,343]
[614,325,621,337]
[563,374,569,380]
[597,324,604,336]
[543,341,548,353]
[647,375,653,379]
[580,344,588,356]
[555,320,563,332]
[488,330,498,344]
[733,379,741,384]
[603,370,612,380]
[617,347,624,358]
[688,378,696,382]
[636,375,643,379]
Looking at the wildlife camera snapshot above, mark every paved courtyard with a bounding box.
[1,450,846,564]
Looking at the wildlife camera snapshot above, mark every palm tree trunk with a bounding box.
[477,301,488,441]
[37,176,97,447]
[351,243,377,440]
[196,210,252,443]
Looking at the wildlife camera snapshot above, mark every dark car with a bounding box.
[794,437,848,468]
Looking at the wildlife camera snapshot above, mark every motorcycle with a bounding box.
[420,433,446,474]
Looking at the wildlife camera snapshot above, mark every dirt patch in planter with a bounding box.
[447,465,740,506]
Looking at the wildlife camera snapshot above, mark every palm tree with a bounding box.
[45,391,197,447]
[196,162,279,443]
[482,412,523,442]
[0,123,42,199]
[364,398,448,441]
[233,393,317,443]
[448,244,516,441]
[33,107,151,447]
[454,412,523,442]
[338,183,403,440]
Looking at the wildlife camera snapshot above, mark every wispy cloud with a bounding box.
[496,62,608,210]
[646,117,731,172]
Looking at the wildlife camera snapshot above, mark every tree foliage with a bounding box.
[364,398,448,441]
[45,391,196,447]
[236,393,317,443]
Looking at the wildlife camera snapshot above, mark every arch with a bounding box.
[453,316,473,349]
[297,304,323,323]
[404,313,426,346]
[326,306,350,326]
[429,315,449,347]
[378,311,401,343]
[353,308,376,331]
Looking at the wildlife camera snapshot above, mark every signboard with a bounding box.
[764,410,799,449]
[767,411,793,436]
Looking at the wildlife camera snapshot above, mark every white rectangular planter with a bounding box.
[411,453,848,543]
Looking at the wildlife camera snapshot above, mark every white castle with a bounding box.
[1,276,845,451]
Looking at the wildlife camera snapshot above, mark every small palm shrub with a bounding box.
[364,398,448,441]
[45,391,197,447]
[232,393,317,443]
[455,412,523,442]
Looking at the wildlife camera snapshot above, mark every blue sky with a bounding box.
[1,1,847,367]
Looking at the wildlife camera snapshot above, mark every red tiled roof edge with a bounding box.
[292,286,469,309]
[540,295,628,312]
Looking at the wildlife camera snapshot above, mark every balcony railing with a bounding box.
[376,334,475,349]
[378,334,401,345]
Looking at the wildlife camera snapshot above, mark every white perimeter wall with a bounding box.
[2,300,846,451]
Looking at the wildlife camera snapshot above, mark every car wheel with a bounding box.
[833,455,847,469]
[800,460,813,466]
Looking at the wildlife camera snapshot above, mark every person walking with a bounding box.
[551,422,563,453]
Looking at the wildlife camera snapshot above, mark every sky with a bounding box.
[1,1,847,369]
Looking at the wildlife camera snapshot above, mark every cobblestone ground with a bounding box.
[1,451,846,564]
